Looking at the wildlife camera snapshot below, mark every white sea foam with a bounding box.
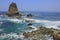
[0,33,24,39]
[6,17,60,30]
[7,18,25,23]
[0,33,53,40]
[0,16,60,30]
[27,26,38,32]
[24,18,60,30]
[24,18,50,23]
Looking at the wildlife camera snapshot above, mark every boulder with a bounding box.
[53,32,60,40]
[27,23,32,26]
[27,13,33,18]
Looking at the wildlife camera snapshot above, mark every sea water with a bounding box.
[0,12,60,40]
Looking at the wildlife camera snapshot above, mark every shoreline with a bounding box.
[0,15,60,40]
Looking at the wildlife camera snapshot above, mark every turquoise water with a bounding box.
[0,12,60,40]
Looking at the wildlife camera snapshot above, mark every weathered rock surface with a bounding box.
[7,2,19,16]
[27,23,32,26]
[23,27,60,40]
[53,30,60,40]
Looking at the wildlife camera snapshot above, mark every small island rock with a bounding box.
[7,2,19,16]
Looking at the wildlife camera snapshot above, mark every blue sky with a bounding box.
[0,0,60,12]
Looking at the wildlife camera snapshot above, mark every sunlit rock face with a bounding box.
[7,2,19,16]
[53,32,60,40]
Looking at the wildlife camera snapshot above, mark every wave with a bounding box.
[25,26,38,32]
[0,33,24,40]
[0,33,53,40]
[29,26,38,32]
[7,18,25,23]
[0,15,60,30]
[24,18,60,30]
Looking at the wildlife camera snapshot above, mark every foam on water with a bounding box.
[0,33,53,40]
[0,15,60,30]
[1,17,60,30]
[0,33,24,40]
[0,15,60,40]
[7,18,25,23]
[24,18,60,30]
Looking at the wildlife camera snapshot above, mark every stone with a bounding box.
[53,32,60,40]
[27,13,33,18]
[23,32,28,38]
[23,27,60,40]
[7,2,19,16]
[27,23,32,26]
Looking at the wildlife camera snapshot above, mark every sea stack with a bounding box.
[7,2,19,16]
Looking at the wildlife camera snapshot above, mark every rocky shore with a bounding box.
[23,26,60,40]
[4,2,60,40]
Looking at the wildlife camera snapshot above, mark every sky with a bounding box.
[0,0,60,12]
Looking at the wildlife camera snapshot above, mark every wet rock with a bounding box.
[27,23,32,26]
[27,13,33,18]
[23,32,28,38]
[23,27,60,40]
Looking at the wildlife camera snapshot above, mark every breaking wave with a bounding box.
[0,33,24,40]
[24,18,60,30]
[0,15,60,40]
[0,33,53,40]
[0,15,60,30]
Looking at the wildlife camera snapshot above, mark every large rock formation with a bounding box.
[7,2,19,16]
[23,27,60,40]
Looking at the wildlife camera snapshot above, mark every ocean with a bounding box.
[0,11,60,40]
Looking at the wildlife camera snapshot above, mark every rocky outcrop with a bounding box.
[27,23,32,26]
[23,32,29,38]
[53,31,60,40]
[23,27,60,40]
[27,13,33,18]
[7,2,20,16]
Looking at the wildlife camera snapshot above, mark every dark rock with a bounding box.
[27,23,32,26]
[27,13,33,18]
